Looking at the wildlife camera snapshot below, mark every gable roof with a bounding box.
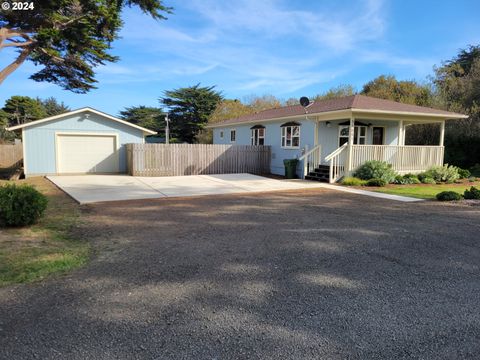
[208,95,467,127]
[6,107,157,135]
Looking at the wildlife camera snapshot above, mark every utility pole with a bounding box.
[165,113,170,144]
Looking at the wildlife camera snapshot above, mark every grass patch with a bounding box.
[370,181,480,199]
[0,177,89,287]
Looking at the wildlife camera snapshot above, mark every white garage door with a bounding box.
[57,134,119,174]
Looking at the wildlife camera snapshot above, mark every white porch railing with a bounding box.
[324,143,348,183]
[350,145,444,174]
[299,144,322,179]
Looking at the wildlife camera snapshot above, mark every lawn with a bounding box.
[0,177,89,287]
[370,180,480,199]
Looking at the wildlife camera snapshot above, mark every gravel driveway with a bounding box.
[1,189,479,359]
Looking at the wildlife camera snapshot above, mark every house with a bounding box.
[208,95,467,182]
[6,107,156,177]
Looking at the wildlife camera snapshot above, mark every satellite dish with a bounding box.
[299,97,310,107]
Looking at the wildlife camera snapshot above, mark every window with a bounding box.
[250,125,265,145]
[230,129,236,142]
[281,122,300,148]
[338,125,367,146]
[220,130,224,139]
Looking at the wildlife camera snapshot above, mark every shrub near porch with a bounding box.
[370,180,480,199]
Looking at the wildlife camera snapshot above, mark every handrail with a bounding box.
[298,144,321,161]
[299,144,322,179]
[325,142,348,161]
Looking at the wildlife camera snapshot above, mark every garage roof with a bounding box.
[6,107,157,135]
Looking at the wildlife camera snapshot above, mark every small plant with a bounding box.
[394,174,420,185]
[0,183,48,226]
[436,191,462,201]
[341,177,366,186]
[468,176,477,182]
[354,160,397,183]
[365,178,387,187]
[457,167,471,179]
[422,177,436,184]
[424,164,460,183]
[464,186,480,200]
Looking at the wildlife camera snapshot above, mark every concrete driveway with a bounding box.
[47,173,326,204]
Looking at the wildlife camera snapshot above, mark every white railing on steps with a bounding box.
[324,143,348,183]
[298,144,322,179]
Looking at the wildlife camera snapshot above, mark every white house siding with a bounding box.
[24,112,145,176]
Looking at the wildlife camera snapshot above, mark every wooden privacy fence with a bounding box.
[0,143,23,169]
[127,143,271,176]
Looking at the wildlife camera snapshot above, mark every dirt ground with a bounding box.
[1,188,479,359]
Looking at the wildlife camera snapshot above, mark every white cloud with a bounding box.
[101,0,433,95]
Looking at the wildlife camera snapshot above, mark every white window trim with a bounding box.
[281,125,300,149]
[338,125,367,146]
[251,127,265,146]
[230,129,236,143]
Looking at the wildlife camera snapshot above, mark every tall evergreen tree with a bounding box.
[120,106,165,133]
[160,84,223,143]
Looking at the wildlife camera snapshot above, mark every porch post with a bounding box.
[347,115,354,173]
[398,120,404,145]
[439,121,445,146]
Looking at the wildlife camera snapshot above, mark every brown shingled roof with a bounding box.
[209,95,466,127]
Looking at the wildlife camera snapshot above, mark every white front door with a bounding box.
[56,134,119,174]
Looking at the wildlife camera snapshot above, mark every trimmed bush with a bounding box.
[436,191,462,201]
[365,178,387,187]
[424,164,460,183]
[393,175,404,184]
[421,177,437,184]
[394,174,420,185]
[0,183,48,226]
[354,160,397,183]
[457,167,471,179]
[464,186,480,200]
[341,177,366,186]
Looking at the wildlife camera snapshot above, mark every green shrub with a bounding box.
[354,160,397,183]
[464,186,480,200]
[393,175,404,184]
[468,176,477,182]
[457,168,471,179]
[0,183,48,226]
[436,191,462,201]
[403,174,420,184]
[341,177,366,186]
[424,164,460,183]
[422,177,436,184]
[365,178,387,187]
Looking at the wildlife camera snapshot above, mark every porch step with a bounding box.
[305,164,330,182]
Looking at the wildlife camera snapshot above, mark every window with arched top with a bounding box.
[250,125,265,145]
[280,122,301,148]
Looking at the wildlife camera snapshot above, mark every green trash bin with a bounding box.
[283,159,299,179]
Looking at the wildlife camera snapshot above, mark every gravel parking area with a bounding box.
[1,189,479,359]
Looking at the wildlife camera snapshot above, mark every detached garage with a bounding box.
[7,108,156,177]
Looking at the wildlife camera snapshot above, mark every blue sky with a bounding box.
[1,0,479,115]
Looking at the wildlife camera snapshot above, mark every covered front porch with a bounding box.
[300,110,447,183]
